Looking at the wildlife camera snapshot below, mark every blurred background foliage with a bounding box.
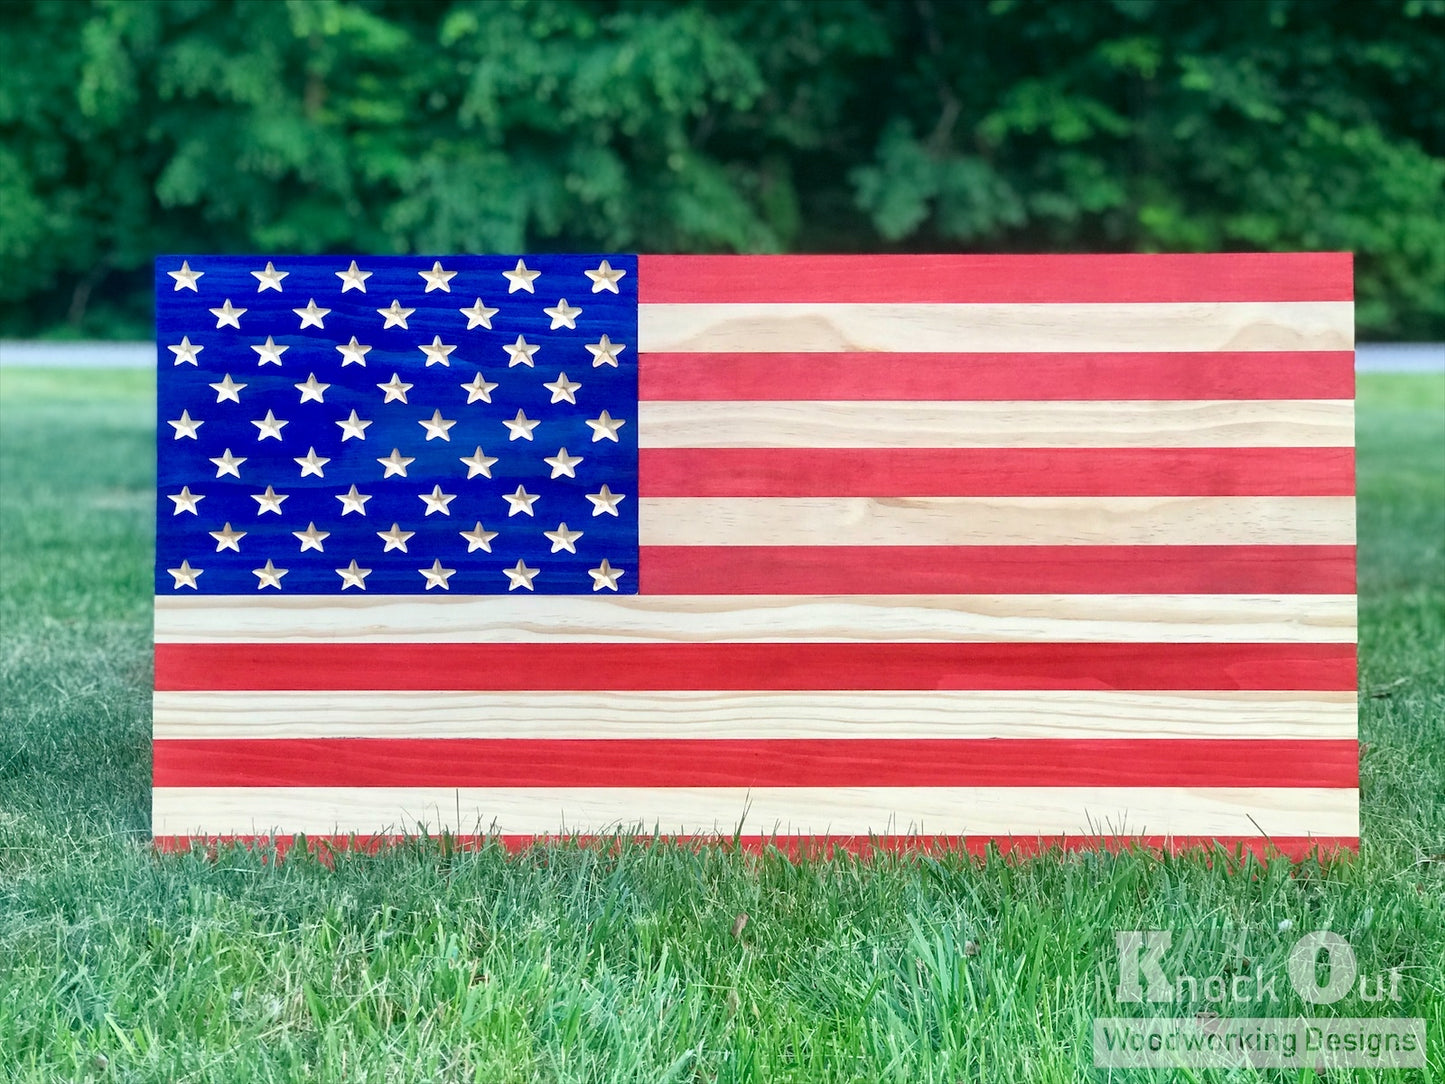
[0,0,1441,340]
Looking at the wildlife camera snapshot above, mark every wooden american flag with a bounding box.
[153,253,1357,857]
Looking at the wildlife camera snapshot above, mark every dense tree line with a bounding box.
[1,0,1441,339]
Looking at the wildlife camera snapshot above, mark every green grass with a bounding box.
[1,366,1442,1083]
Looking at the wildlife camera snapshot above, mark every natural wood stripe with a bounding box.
[153,594,1356,645]
[639,497,1356,547]
[151,690,1358,741]
[636,400,1355,449]
[151,785,1359,838]
[637,302,1354,353]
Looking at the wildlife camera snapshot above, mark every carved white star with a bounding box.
[336,485,372,516]
[336,260,372,293]
[250,336,289,366]
[419,261,457,293]
[168,410,203,439]
[585,334,626,368]
[252,559,288,590]
[252,409,288,441]
[209,448,246,477]
[167,260,203,291]
[377,300,415,329]
[209,299,246,328]
[209,373,245,403]
[336,560,372,590]
[293,298,330,329]
[544,372,581,404]
[251,261,288,292]
[461,373,498,404]
[337,410,373,441]
[168,486,204,515]
[544,447,583,478]
[168,336,204,365]
[209,522,246,551]
[251,486,288,515]
[588,558,624,591]
[419,336,457,367]
[293,522,330,552]
[419,485,457,516]
[503,485,539,517]
[504,559,539,591]
[377,522,415,552]
[459,297,499,329]
[294,447,331,477]
[502,334,539,368]
[502,258,540,293]
[336,336,372,366]
[294,373,330,403]
[585,484,625,517]
[503,409,539,441]
[167,560,203,589]
[543,298,581,330]
[460,446,498,479]
[584,260,626,294]
[544,522,583,553]
[377,373,413,403]
[460,521,498,552]
[585,409,625,442]
[377,447,415,478]
[419,559,457,590]
[419,409,457,441]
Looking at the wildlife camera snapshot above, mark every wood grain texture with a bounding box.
[151,785,1360,838]
[154,593,1357,644]
[153,690,1359,741]
[639,497,1356,547]
[153,738,1357,788]
[154,642,1356,692]
[636,400,1354,448]
[637,254,1355,304]
[639,447,1356,497]
[638,545,1356,594]
[637,351,1356,401]
[637,303,1354,353]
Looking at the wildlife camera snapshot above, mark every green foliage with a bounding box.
[0,0,1441,339]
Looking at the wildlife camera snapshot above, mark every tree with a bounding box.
[0,0,1440,339]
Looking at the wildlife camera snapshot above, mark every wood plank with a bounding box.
[637,351,1357,401]
[153,594,1357,645]
[151,785,1361,838]
[639,496,1356,547]
[637,302,1354,353]
[639,448,1356,497]
[636,400,1354,448]
[636,254,1354,303]
[153,642,1357,692]
[152,690,1359,741]
[153,738,1358,788]
[639,545,1356,595]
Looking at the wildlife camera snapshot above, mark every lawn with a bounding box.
[1,366,1441,1082]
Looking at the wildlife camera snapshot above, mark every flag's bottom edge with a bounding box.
[152,833,1358,862]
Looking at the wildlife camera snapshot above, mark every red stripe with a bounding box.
[153,834,1359,862]
[640,545,1356,594]
[154,642,1355,692]
[153,738,1357,788]
[639,448,1354,497]
[637,254,1353,303]
[638,351,1355,401]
